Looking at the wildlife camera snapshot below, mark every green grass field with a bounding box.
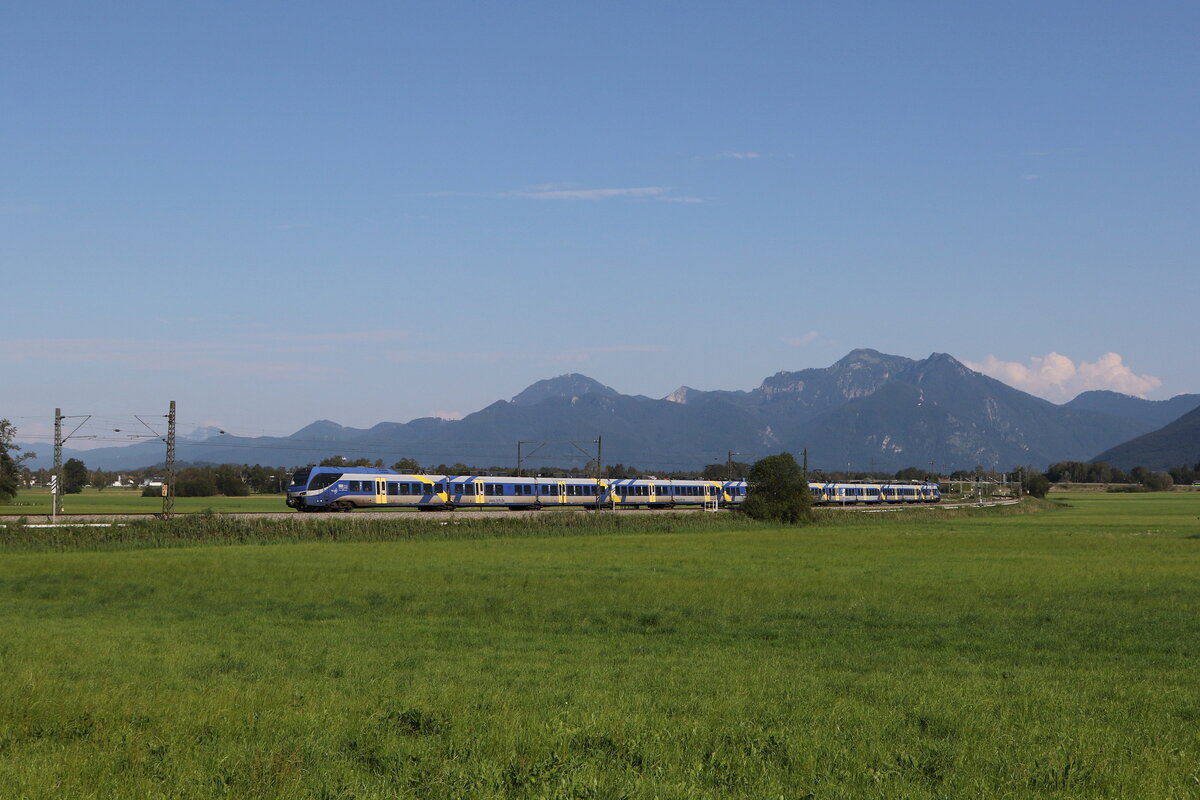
[3,486,287,515]
[0,494,1197,798]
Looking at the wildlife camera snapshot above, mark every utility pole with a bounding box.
[53,408,62,520]
[163,400,176,519]
[51,408,93,518]
[726,450,742,481]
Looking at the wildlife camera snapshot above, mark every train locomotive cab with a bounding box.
[287,465,407,512]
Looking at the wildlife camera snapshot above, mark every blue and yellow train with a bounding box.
[286,466,940,511]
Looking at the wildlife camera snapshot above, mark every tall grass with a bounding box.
[0,499,1050,553]
[0,509,767,552]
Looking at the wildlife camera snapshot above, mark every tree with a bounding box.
[176,467,219,497]
[0,419,32,503]
[392,458,421,473]
[62,458,89,494]
[1141,470,1174,492]
[896,466,938,483]
[740,452,812,524]
[214,465,250,496]
[702,461,750,481]
[320,456,378,468]
[1021,469,1051,498]
[91,469,113,491]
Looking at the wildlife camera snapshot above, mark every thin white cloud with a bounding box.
[428,410,464,420]
[506,186,671,200]
[714,151,762,160]
[963,352,1163,402]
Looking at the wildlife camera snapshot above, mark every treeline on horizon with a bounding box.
[10,455,1200,501]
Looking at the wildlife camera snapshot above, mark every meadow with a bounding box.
[4,486,286,515]
[0,494,1197,798]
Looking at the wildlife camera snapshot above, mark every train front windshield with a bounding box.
[290,468,312,489]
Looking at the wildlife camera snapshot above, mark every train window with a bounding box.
[309,473,341,491]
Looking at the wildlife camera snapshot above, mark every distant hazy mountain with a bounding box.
[1064,390,1200,429]
[1092,404,1200,470]
[31,350,1187,473]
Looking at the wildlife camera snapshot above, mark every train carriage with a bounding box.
[287,466,936,512]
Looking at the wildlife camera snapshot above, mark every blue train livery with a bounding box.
[286,466,940,512]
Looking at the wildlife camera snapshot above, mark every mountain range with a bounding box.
[33,349,1200,474]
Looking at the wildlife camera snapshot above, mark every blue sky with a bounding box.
[4,1,1198,449]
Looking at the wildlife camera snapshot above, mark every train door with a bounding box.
[557,481,567,505]
[374,479,387,505]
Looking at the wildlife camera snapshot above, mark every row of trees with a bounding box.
[317,455,755,481]
[136,465,290,498]
[1042,460,1195,493]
